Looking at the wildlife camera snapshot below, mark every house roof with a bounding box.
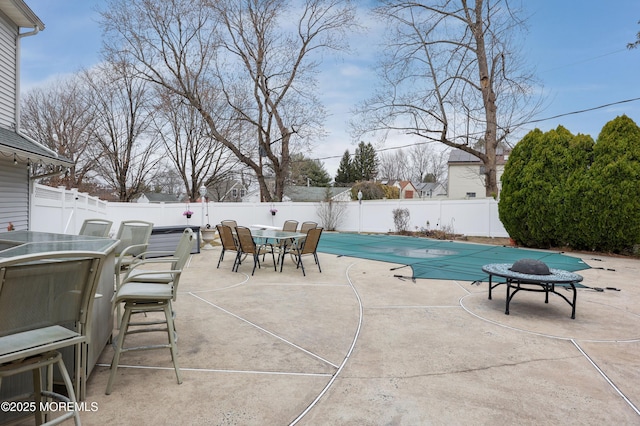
[447,148,510,165]
[398,180,417,190]
[140,192,181,203]
[284,186,350,202]
[415,182,440,192]
[0,0,44,30]
[0,127,73,167]
[414,181,447,196]
[448,149,481,163]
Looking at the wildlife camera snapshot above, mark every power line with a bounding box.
[312,96,640,163]
[539,48,628,74]
[524,96,640,125]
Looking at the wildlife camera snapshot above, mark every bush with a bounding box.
[499,126,592,247]
[499,116,640,253]
[392,208,410,233]
[316,200,347,231]
[351,181,398,200]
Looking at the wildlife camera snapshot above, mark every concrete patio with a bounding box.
[81,241,640,425]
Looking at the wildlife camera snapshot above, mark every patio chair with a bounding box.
[273,220,299,261]
[221,219,238,229]
[121,228,195,285]
[113,220,154,286]
[235,226,276,275]
[0,251,105,425]
[289,227,323,276]
[282,220,298,232]
[79,218,113,237]
[287,221,318,264]
[300,221,318,233]
[113,221,154,322]
[106,228,194,395]
[216,224,241,269]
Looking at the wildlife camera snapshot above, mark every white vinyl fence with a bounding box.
[30,183,509,238]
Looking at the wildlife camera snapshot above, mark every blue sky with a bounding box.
[19,1,640,177]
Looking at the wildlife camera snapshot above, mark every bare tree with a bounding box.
[99,0,357,202]
[377,150,409,180]
[83,61,161,201]
[20,76,97,190]
[152,88,241,201]
[353,0,541,197]
[152,166,184,195]
[407,143,448,183]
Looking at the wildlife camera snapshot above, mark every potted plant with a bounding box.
[201,224,217,249]
[270,208,278,216]
[183,210,194,219]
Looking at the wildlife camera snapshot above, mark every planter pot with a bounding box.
[185,214,192,219]
[201,228,217,250]
[271,211,276,216]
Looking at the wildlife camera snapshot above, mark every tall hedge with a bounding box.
[579,116,640,251]
[499,126,594,247]
[499,116,640,253]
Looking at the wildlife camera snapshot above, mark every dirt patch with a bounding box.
[395,230,513,247]
[462,236,513,246]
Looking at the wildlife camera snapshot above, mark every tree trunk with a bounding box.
[472,1,500,197]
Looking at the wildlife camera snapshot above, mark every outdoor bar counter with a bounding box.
[0,231,118,405]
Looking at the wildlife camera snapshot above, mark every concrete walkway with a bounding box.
[81,244,640,425]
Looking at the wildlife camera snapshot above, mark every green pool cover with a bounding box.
[317,233,590,282]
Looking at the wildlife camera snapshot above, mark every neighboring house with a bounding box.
[135,192,181,203]
[393,180,419,199]
[414,181,447,198]
[207,180,247,202]
[242,186,351,203]
[0,2,73,231]
[447,148,510,199]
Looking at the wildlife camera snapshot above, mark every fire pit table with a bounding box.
[482,260,583,319]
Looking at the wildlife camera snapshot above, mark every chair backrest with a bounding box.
[170,228,195,297]
[0,251,106,339]
[216,224,238,250]
[301,227,323,255]
[173,228,195,271]
[300,221,318,233]
[79,219,113,237]
[235,226,257,255]
[115,220,154,256]
[221,220,238,229]
[282,220,298,232]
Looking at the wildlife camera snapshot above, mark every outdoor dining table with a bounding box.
[249,227,306,272]
[482,263,583,319]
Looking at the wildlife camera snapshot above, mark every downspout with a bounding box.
[15,26,40,131]
[16,25,42,231]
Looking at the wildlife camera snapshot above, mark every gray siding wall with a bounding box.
[0,11,18,129]
[0,157,29,231]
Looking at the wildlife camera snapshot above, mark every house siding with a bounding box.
[447,163,506,199]
[0,157,29,231]
[0,12,17,129]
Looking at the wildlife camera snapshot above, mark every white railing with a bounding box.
[30,183,509,237]
[31,185,109,234]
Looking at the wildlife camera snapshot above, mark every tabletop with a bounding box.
[0,230,119,258]
[482,263,583,284]
[249,228,306,241]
